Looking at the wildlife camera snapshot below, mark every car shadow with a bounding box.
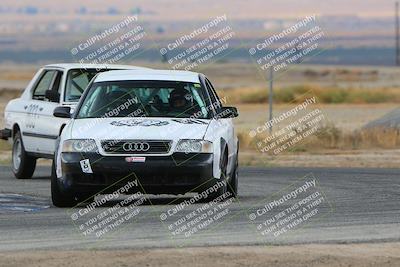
[31,176,52,180]
[74,195,198,207]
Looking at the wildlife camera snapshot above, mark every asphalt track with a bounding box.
[0,165,399,251]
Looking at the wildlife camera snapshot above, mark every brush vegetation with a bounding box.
[219,85,400,104]
[238,124,400,153]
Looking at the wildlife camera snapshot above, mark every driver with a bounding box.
[169,89,193,112]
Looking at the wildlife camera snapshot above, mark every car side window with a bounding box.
[205,78,222,110]
[50,71,63,93]
[65,69,99,102]
[32,70,57,100]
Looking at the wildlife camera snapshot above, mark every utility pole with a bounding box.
[268,66,273,134]
[396,2,400,66]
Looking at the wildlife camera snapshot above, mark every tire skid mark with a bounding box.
[0,193,49,213]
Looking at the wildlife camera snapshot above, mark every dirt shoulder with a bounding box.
[1,243,399,267]
[240,149,400,168]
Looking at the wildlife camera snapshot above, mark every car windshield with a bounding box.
[76,80,211,119]
[65,69,107,102]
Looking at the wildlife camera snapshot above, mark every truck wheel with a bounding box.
[227,156,238,198]
[51,160,78,208]
[12,131,36,179]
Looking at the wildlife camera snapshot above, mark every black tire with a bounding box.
[76,194,95,204]
[12,131,36,179]
[227,155,238,198]
[205,150,228,202]
[51,160,78,208]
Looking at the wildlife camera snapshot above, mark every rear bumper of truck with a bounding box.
[0,129,11,140]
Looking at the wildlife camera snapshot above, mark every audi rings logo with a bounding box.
[122,142,150,152]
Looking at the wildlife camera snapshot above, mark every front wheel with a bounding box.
[205,150,228,202]
[51,160,78,208]
[227,155,238,198]
[12,131,36,179]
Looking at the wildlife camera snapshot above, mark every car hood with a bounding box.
[70,117,210,141]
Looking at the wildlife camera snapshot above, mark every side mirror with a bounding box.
[216,107,239,119]
[45,90,60,103]
[53,106,71,118]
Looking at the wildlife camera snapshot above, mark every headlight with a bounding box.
[175,140,213,153]
[62,139,98,153]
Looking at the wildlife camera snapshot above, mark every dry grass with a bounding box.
[2,243,400,267]
[308,125,400,150]
[303,68,379,81]
[220,85,400,104]
[0,141,11,151]
[238,124,400,153]
[0,71,35,81]
[0,89,22,99]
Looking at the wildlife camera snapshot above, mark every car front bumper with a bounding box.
[59,152,214,195]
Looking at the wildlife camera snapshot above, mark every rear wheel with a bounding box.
[51,160,78,208]
[12,131,36,179]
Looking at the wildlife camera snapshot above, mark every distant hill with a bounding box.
[0,0,396,19]
[0,0,398,65]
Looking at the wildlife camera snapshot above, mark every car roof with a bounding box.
[44,63,150,71]
[94,69,201,83]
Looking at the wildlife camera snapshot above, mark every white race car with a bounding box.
[52,69,239,207]
[0,63,148,179]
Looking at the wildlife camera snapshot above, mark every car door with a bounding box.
[25,69,65,155]
[205,78,236,170]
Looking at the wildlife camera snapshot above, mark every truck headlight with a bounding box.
[62,139,98,153]
[175,140,213,153]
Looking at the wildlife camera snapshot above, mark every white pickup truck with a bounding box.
[0,63,147,179]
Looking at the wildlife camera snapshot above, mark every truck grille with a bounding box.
[101,140,172,154]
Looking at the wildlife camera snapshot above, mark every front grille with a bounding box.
[101,140,172,154]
